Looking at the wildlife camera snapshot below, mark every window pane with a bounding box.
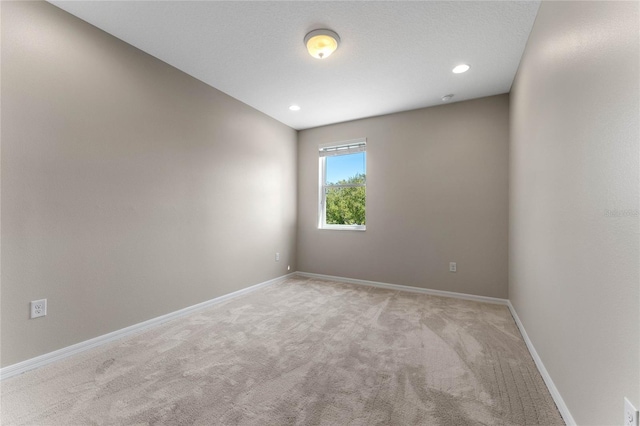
[325,152,366,185]
[325,186,366,225]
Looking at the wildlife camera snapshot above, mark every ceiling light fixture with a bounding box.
[289,105,301,111]
[304,29,340,59]
[442,94,454,102]
[452,64,470,74]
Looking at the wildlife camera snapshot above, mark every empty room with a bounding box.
[1,1,638,425]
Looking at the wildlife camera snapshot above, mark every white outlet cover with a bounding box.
[30,299,47,319]
[625,398,639,426]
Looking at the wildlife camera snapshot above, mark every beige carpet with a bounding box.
[1,276,564,425]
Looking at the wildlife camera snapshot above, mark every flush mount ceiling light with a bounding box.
[304,29,340,59]
[289,104,301,111]
[452,64,470,74]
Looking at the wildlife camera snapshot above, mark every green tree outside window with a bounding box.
[325,173,366,225]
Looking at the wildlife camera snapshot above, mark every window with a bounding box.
[319,139,366,230]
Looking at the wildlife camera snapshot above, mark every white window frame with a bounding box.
[318,138,367,231]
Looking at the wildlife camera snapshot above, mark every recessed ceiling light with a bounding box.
[304,29,340,59]
[289,105,301,111]
[442,94,454,102]
[452,64,470,74]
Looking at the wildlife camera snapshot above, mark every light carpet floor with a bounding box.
[1,276,564,425]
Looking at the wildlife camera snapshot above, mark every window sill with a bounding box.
[319,225,366,232]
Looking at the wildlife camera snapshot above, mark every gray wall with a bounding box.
[1,1,297,367]
[298,95,509,298]
[509,1,639,424]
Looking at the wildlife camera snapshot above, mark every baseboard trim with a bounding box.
[0,273,295,381]
[295,271,508,305]
[507,301,576,425]
[297,272,573,424]
[1,271,575,426]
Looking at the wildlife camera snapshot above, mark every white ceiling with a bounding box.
[50,1,540,130]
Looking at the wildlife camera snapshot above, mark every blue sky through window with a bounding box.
[326,152,366,184]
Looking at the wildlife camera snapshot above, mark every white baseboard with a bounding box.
[1,270,575,426]
[295,271,509,305]
[297,272,573,424]
[0,273,295,381]
[507,301,576,425]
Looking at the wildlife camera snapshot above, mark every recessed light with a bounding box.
[442,94,454,102]
[289,105,301,111]
[452,64,470,74]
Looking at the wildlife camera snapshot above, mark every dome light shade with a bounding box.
[304,29,340,59]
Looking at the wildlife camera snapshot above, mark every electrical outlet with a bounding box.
[287,265,291,271]
[275,252,280,262]
[30,299,47,319]
[625,398,639,426]
[449,262,457,272]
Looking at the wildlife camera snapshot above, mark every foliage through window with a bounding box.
[319,139,366,230]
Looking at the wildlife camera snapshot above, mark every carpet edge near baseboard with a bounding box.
[1,270,576,426]
[0,273,296,381]
[507,301,576,426]
[295,271,508,305]
[297,271,574,425]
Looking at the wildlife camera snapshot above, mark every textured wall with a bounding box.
[509,1,640,424]
[298,95,509,298]
[1,1,297,366]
